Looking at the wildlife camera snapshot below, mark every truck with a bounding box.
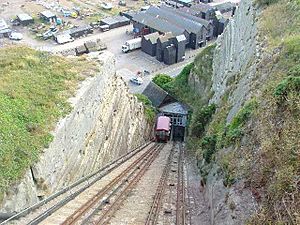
[122,37,142,53]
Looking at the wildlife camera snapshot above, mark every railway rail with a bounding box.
[60,143,163,225]
[1,142,154,225]
[176,143,186,225]
[146,142,187,225]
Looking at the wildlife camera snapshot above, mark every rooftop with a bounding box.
[143,32,160,44]
[40,10,56,18]
[142,82,175,108]
[159,102,189,115]
[17,13,33,21]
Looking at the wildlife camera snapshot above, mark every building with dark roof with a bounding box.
[142,82,175,108]
[100,15,130,29]
[132,12,185,36]
[132,6,208,49]
[141,32,160,56]
[17,13,34,25]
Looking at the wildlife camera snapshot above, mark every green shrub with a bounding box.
[191,104,216,137]
[202,135,217,163]
[134,94,156,122]
[222,99,258,146]
[256,0,279,6]
[152,74,174,90]
[274,76,300,99]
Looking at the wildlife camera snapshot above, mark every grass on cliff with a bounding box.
[0,46,97,200]
[134,94,156,123]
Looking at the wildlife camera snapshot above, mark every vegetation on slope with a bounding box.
[134,94,156,123]
[155,0,299,224]
[0,46,97,200]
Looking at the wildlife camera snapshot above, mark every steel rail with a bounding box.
[91,144,164,225]
[145,145,174,225]
[176,143,186,225]
[2,142,152,225]
[61,143,159,225]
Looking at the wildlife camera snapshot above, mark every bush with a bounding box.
[274,76,300,100]
[256,0,279,6]
[222,99,258,146]
[134,94,156,122]
[191,104,216,137]
[202,135,217,163]
[152,74,174,90]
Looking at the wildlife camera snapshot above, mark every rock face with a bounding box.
[211,0,259,122]
[203,0,260,224]
[1,51,152,213]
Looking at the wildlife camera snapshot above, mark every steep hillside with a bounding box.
[0,49,153,213]
[0,47,98,202]
[157,0,299,224]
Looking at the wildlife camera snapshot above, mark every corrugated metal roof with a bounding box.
[191,3,214,12]
[161,5,211,29]
[40,10,56,18]
[133,12,184,36]
[101,15,129,25]
[145,6,203,34]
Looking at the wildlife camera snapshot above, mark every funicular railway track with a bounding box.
[176,143,186,225]
[61,143,163,225]
[1,142,163,225]
[146,142,187,225]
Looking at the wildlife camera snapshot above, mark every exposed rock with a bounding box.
[211,0,259,122]
[0,51,152,213]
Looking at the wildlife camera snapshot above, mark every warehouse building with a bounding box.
[160,5,214,41]
[141,32,160,56]
[132,12,185,37]
[16,13,34,26]
[133,6,209,49]
[100,15,130,29]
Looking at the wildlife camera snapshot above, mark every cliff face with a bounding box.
[188,0,300,224]
[1,51,152,213]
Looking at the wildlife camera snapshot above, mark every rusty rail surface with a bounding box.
[145,145,174,225]
[61,143,161,225]
[89,144,164,225]
[176,143,186,225]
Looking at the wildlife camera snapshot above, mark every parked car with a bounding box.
[9,32,23,40]
[130,77,143,85]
